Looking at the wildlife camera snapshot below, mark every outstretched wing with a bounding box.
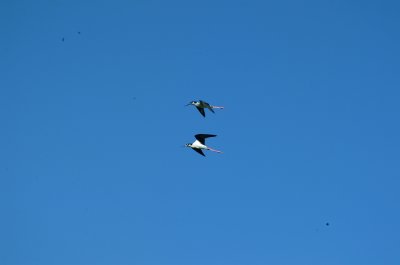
[192,148,205,156]
[196,107,205,117]
[195,134,217,145]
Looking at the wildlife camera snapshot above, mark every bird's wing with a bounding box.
[196,107,206,117]
[200,100,215,113]
[192,148,205,156]
[206,102,215,113]
[195,134,217,144]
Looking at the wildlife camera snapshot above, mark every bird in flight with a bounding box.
[186,100,224,117]
[185,134,222,156]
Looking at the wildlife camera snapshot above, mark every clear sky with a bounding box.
[1,0,400,264]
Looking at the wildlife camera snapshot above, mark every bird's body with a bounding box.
[190,140,207,149]
[185,134,222,156]
[186,100,224,117]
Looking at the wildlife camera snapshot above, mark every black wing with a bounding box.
[196,107,205,117]
[195,134,217,144]
[192,148,205,156]
[200,100,215,114]
[206,103,215,113]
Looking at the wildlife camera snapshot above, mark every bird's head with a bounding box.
[185,101,197,106]
[185,143,192,148]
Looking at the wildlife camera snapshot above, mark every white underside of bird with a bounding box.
[190,140,222,153]
[191,140,207,149]
[185,134,222,156]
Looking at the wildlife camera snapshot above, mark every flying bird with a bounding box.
[186,100,224,117]
[185,134,222,156]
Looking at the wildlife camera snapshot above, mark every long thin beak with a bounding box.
[185,103,191,106]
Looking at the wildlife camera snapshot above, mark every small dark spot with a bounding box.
[78,31,81,34]
[62,37,65,42]
[326,222,330,226]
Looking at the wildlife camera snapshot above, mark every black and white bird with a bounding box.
[185,134,222,156]
[186,100,224,117]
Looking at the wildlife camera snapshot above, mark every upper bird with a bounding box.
[185,134,222,157]
[186,100,224,117]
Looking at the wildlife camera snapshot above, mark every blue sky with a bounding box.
[1,0,400,264]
